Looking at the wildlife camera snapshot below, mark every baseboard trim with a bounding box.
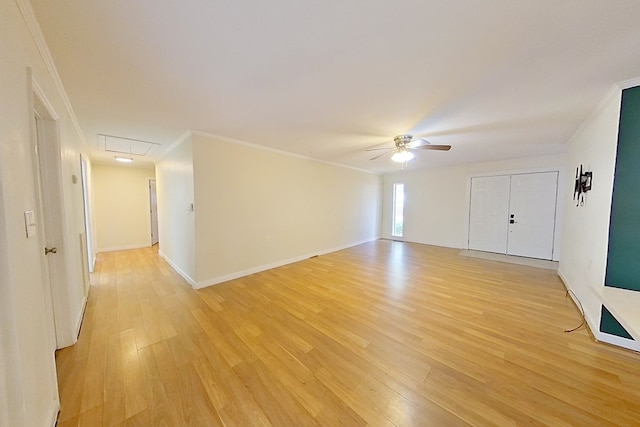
[557,270,640,352]
[157,250,197,288]
[74,292,88,342]
[194,237,380,289]
[556,271,600,341]
[97,244,151,253]
[48,401,60,427]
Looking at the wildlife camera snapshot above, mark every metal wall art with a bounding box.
[574,164,593,206]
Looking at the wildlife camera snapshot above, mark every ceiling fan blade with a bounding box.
[407,138,429,149]
[416,144,451,151]
[365,147,393,152]
[370,150,393,160]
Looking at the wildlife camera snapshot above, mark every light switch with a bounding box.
[24,210,37,238]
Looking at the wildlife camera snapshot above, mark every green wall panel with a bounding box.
[605,85,640,291]
[600,305,634,340]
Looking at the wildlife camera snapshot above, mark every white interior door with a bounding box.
[468,175,511,253]
[506,172,558,259]
[33,113,61,350]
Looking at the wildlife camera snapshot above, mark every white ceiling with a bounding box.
[29,0,640,173]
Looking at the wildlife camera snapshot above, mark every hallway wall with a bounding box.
[190,132,382,287]
[0,1,90,424]
[155,134,196,282]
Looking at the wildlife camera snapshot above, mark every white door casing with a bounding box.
[32,81,73,348]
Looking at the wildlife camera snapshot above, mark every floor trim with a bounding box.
[459,249,559,270]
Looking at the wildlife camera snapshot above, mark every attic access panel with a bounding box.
[97,134,161,157]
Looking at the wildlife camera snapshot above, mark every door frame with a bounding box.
[149,178,159,246]
[80,154,95,273]
[30,76,68,349]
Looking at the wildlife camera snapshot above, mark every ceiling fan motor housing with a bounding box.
[394,134,413,147]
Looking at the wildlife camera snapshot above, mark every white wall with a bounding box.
[384,165,469,248]
[558,89,622,336]
[0,0,89,424]
[93,163,156,252]
[156,134,196,283]
[0,178,21,427]
[383,153,567,260]
[190,132,381,287]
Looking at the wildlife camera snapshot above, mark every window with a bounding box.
[392,183,405,237]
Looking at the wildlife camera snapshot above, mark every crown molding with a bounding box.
[156,130,193,161]
[616,76,640,90]
[566,83,621,147]
[190,129,380,176]
[15,0,86,145]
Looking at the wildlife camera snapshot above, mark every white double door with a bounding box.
[468,172,558,260]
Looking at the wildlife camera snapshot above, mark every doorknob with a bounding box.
[44,247,57,255]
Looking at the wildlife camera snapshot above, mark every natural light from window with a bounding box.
[392,183,405,237]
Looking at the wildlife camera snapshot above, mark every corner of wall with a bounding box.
[558,84,625,349]
[557,269,601,338]
[158,250,197,288]
[194,237,379,289]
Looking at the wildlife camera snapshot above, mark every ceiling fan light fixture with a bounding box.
[391,149,415,163]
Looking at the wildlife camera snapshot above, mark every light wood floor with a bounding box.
[56,240,640,426]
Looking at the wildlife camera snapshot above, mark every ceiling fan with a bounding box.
[366,134,451,162]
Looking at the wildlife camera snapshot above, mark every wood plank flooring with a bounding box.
[55,240,640,426]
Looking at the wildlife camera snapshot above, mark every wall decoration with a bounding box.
[573,164,593,206]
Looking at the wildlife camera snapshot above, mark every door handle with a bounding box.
[44,247,57,255]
